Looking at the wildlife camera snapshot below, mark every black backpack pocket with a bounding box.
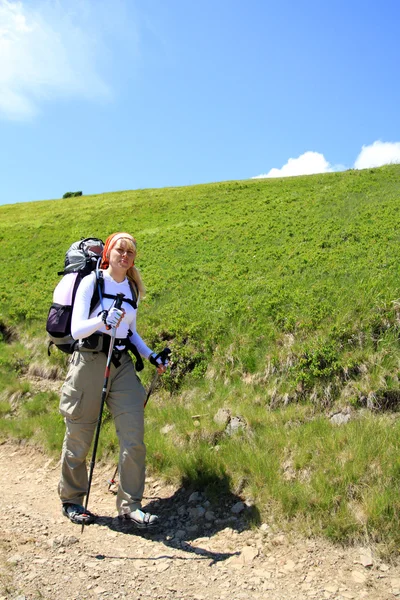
[46,303,72,337]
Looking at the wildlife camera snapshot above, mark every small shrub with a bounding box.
[62,191,82,198]
[295,342,340,389]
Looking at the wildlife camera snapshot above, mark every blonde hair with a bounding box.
[101,233,146,299]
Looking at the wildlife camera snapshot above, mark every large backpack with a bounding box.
[46,237,140,355]
[46,238,105,354]
[46,237,139,355]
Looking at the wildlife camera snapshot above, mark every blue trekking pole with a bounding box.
[81,293,125,534]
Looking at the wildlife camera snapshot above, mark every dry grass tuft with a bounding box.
[27,362,64,381]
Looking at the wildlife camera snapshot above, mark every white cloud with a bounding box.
[354,141,400,169]
[0,0,134,120]
[252,140,400,182]
[252,151,333,179]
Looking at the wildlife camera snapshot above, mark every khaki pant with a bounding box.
[58,350,146,515]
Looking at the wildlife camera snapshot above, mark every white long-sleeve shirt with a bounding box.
[71,271,153,357]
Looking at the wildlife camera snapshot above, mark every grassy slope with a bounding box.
[1,165,400,551]
[2,165,400,398]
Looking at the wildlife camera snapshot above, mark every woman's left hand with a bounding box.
[156,363,167,375]
[149,350,169,375]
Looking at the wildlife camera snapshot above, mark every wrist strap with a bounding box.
[149,352,159,367]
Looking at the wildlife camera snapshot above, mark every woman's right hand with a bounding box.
[104,307,125,328]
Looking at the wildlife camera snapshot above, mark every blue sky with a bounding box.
[1,0,400,205]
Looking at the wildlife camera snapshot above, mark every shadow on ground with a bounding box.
[93,469,261,564]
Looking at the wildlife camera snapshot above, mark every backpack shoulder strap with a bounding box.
[93,271,138,310]
[89,271,101,313]
[127,279,138,307]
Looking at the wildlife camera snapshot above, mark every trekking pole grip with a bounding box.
[103,293,125,331]
[159,347,171,365]
[115,293,125,310]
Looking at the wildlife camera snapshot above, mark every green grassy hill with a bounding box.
[1,165,400,552]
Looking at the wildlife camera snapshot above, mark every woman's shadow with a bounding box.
[94,464,261,565]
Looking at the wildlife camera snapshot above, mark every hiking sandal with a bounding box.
[62,503,95,525]
[119,508,159,529]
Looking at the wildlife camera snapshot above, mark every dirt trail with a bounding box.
[0,442,398,600]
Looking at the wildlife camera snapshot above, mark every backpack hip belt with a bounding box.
[78,333,144,371]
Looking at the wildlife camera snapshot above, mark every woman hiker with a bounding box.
[58,232,167,528]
